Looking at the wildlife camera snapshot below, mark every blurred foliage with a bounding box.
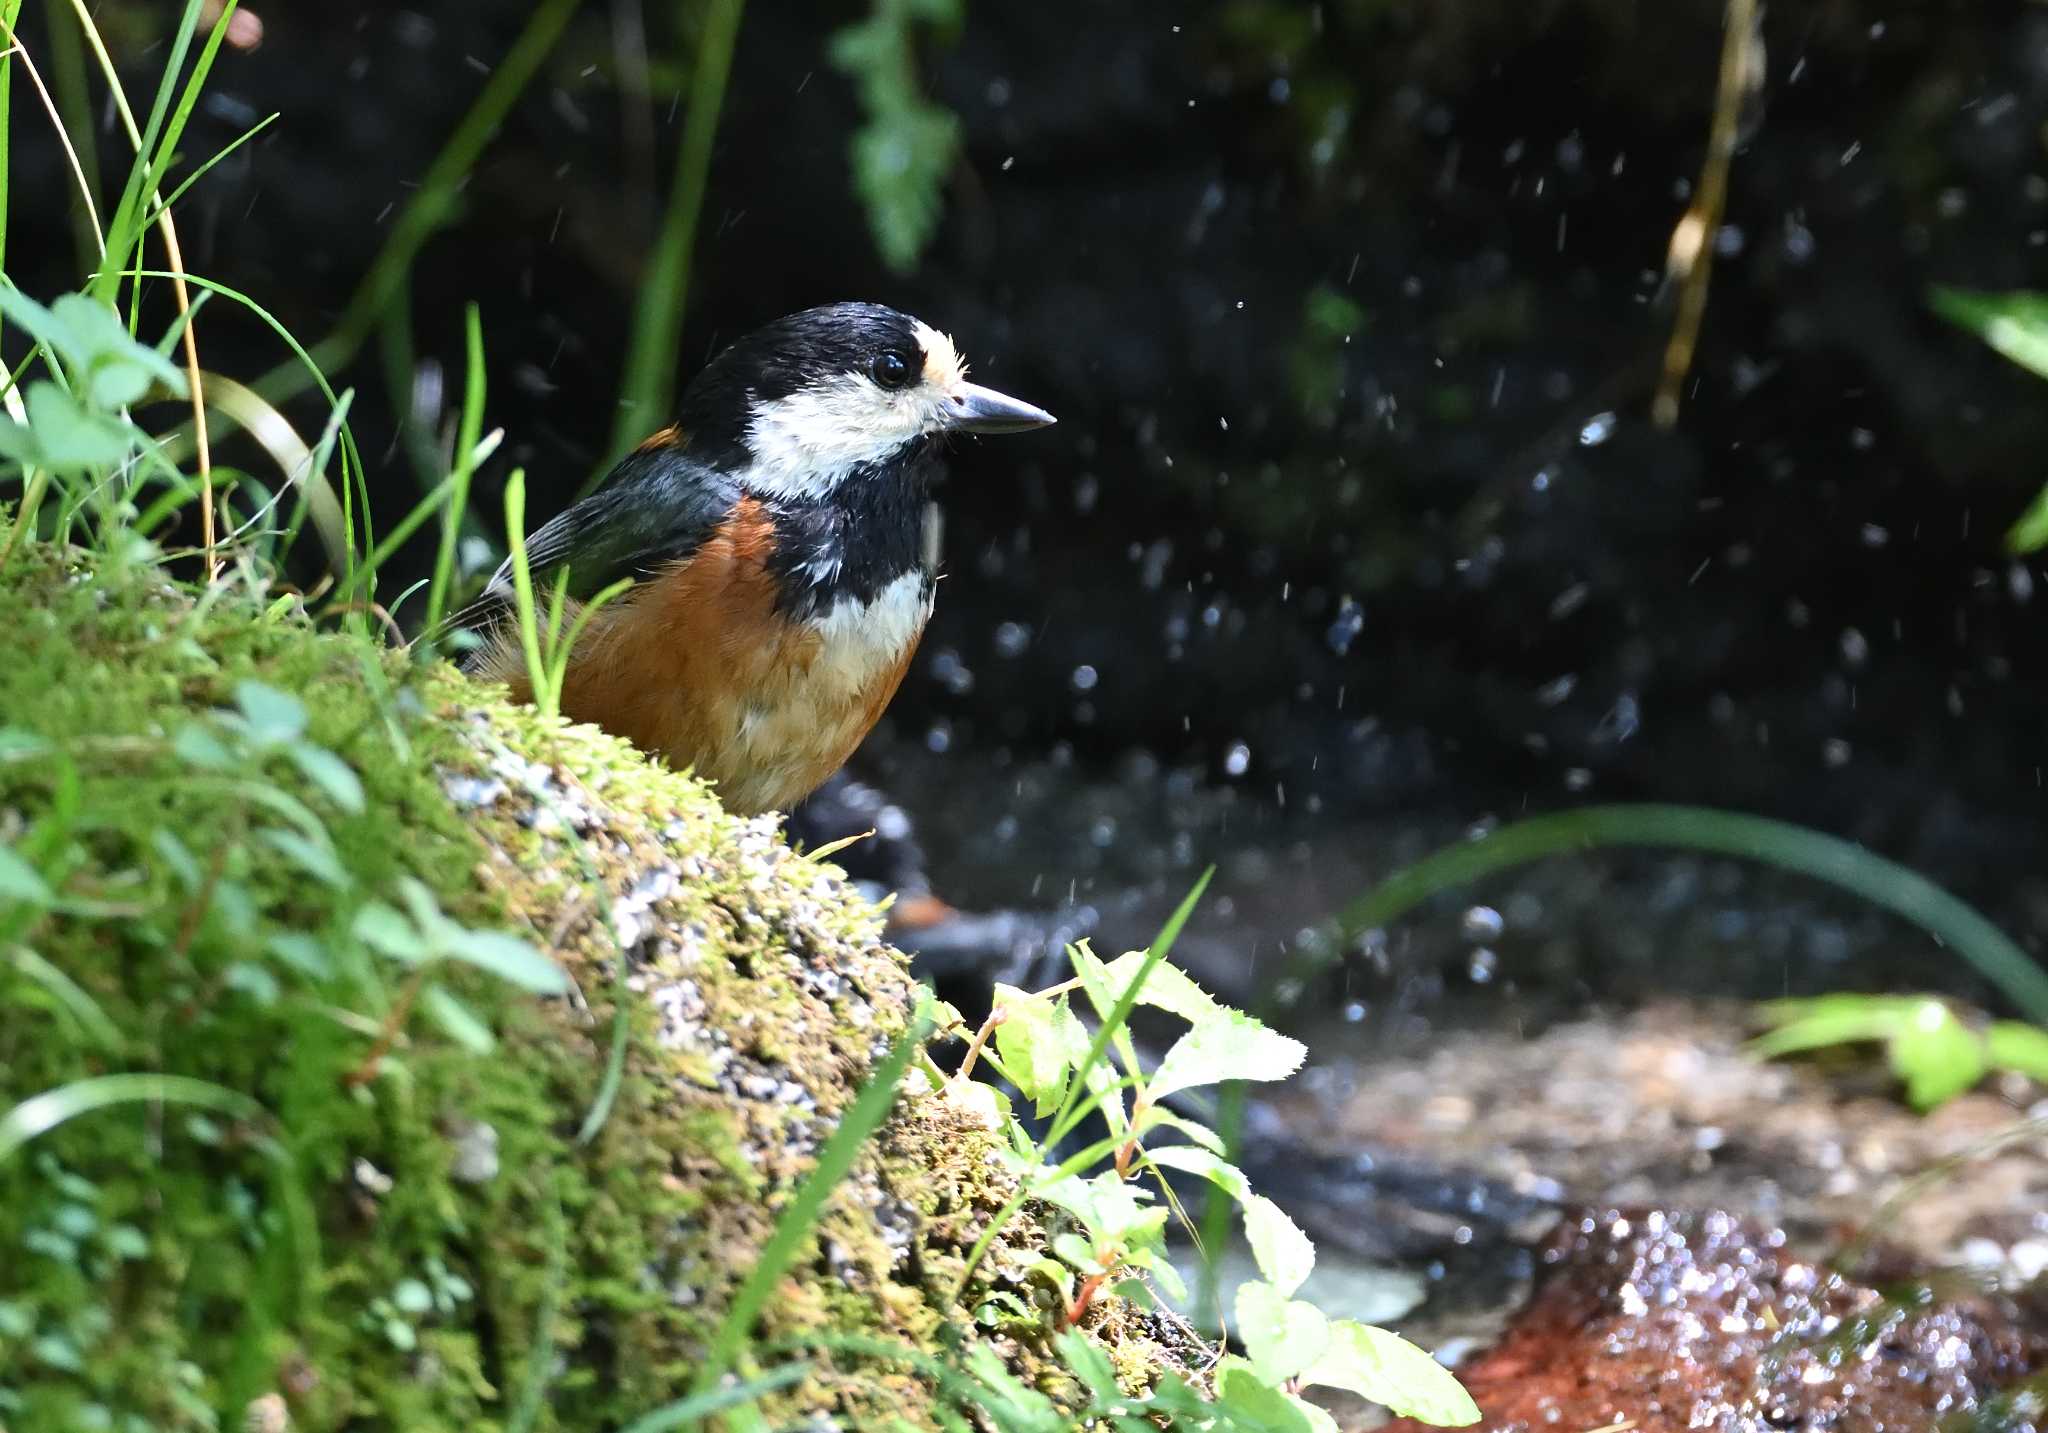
[829,0,964,273]
[1752,996,2048,1111]
[1930,286,2048,552]
[1288,285,1369,422]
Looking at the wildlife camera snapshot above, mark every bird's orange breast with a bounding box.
[540,497,930,814]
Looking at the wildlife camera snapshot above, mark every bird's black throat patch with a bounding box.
[764,437,938,620]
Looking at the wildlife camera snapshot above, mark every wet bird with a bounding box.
[461,302,1055,814]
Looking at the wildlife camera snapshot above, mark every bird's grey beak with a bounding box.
[946,382,1057,434]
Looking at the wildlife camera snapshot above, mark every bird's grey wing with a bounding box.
[447,447,744,642]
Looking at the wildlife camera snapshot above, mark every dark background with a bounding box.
[15,0,2048,1021]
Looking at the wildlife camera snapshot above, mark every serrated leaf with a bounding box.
[1986,1021,2048,1081]
[992,985,1071,1113]
[1098,949,1222,1024]
[1300,1320,1480,1426]
[1148,1010,1307,1100]
[445,928,570,994]
[288,743,365,813]
[1243,1192,1315,1297]
[420,985,496,1053]
[256,828,350,889]
[235,681,308,745]
[1236,1279,1329,1384]
[0,844,54,906]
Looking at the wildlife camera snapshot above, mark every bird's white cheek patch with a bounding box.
[743,377,932,500]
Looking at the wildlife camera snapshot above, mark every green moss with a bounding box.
[0,543,1172,1430]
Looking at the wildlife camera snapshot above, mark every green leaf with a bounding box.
[1886,1000,1985,1109]
[1055,1328,1121,1401]
[265,931,334,980]
[172,723,234,770]
[444,928,570,995]
[1144,1143,1252,1200]
[1236,1279,1329,1384]
[1034,1170,1164,1249]
[421,985,496,1053]
[1242,1192,1315,1297]
[1299,1320,1480,1427]
[1124,1246,1186,1302]
[1286,1395,1342,1433]
[48,294,187,400]
[1212,1360,1317,1433]
[22,381,133,471]
[1986,1020,2048,1081]
[1097,949,1223,1025]
[235,681,308,746]
[0,843,54,906]
[288,743,365,813]
[1137,1107,1226,1153]
[992,985,1078,1114]
[1147,1011,1307,1101]
[2004,482,2048,555]
[1750,993,1910,1056]
[256,828,350,890]
[1931,286,2048,381]
[352,902,427,960]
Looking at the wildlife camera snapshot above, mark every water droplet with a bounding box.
[1343,1001,1367,1023]
[1467,948,1499,983]
[1461,905,1504,942]
[1326,599,1365,655]
[1578,411,1617,446]
[1070,664,1099,692]
[1223,742,1252,777]
[993,621,1032,658]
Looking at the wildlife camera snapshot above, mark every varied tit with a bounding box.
[460,302,1055,815]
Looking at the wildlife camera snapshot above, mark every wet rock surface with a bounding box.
[1250,1003,2048,1430]
[1262,1003,2048,1283]
[1372,1208,2048,1433]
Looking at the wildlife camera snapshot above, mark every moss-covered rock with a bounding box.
[0,544,1179,1430]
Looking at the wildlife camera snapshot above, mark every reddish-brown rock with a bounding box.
[1377,1208,2046,1433]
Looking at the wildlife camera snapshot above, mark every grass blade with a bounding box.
[595,0,746,480]
[617,1364,812,1433]
[1334,803,2048,1024]
[425,305,489,633]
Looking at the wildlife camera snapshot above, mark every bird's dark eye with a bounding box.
[869,349,914,390]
